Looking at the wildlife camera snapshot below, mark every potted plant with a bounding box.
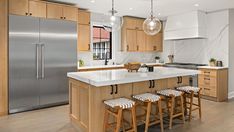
[209,58,216,67]
[155,56,160,63]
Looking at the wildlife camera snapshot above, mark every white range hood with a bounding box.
[164,11,207,40]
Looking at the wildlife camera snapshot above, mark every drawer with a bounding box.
[198,75,217,87]
[199,85,217,97]
[199,69,217,77]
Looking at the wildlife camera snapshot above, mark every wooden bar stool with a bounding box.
[103,97,137,132]
[157,89,185,129]
[132,93,164,132]
[176,86,202,121]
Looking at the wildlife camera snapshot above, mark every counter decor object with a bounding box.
[168,55,174,63]
[124,62,141,72]
[216,61,223,67]
[209,58,216,67]
[147,66,154,72]
[79,59,84,67]
[155,56,160,63]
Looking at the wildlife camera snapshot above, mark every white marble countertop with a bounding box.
[78,63,164,70]
[197,66,228,70]
[68,67,200,87]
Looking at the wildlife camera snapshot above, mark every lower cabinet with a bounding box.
[198,68,228,102]
[167,76,190,88]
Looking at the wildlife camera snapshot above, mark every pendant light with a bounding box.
[143,0,161,35]
[108,0,123,31]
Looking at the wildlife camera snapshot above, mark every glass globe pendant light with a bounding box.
[143,0,161,35]
[108,0,123,31]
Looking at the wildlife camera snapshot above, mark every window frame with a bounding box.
[92,25,112,60]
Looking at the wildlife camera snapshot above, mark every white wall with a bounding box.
[228,9,234,98]
[78,13,159,66]
[161,10,229,66]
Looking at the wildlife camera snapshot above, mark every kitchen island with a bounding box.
[67,67,200,132]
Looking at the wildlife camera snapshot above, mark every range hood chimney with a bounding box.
[164,11,207,40]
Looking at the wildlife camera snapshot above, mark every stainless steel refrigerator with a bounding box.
[9,15,77,114]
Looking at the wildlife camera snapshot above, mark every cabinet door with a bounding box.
[29,0,46,18]
[47,3,63,20]
[9,0,28,16]
[114,83,133,98]
[63,6,77,21]
[132,81,152,95]
[136,19,144,30]
[154,79,168,92]
[124,17,137,29]
[136,30,146,51]
[126,29,137,51]
[78,10,90,25]
[167,76,189,89]
[146,33,163,52]
[78,24,90,51]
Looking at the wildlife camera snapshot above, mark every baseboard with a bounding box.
[228,91,234,99]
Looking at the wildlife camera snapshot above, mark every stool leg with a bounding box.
[122,114,126,132]
[198,92,202,119]
[183,94,187,116]
[131,105,137,132]
[145,102,152,132]
[103,107,109,132]
[180,95,185,124]
[158,100,164,132]
[189,92,194,121]
[115,108,123,132]
[169,97,175,129]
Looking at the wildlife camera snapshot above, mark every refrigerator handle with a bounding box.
[36,44,40,79]
[41,44,45,79]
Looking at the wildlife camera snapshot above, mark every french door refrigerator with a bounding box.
[9,15,77,114]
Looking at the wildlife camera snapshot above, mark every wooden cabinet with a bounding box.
[198,68,228,101]
[78,24,90,51]
[121,16,163,52]
[146,33,163,52]
[9,0,46,18]
[29,0,46,18]
[136,30,146,51]
[77,10,91,51]
[167,76,190,89]
[9,0,28,16]
[78,10,90,25]
[47,3,77,21]
[126,29,137,51]
[132,81,152,95]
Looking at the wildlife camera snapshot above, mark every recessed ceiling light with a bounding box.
[90,0,95,3]
[129,8,133,10]
[158,13,161,16]
[194,3,199,7]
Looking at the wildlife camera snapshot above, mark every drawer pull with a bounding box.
[204,78,210,80]
[204,71,210,74]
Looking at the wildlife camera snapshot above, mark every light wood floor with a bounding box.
[0,99,234,132]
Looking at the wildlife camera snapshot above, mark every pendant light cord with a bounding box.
[151,0,153,17]
[112,0,114,15]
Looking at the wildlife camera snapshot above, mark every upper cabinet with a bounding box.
[121,16,163,52]
[78,10,90,25]
[9,0,28,16]
[77,10,91,51]
[9,0,78,21]
[9,0,46,18]
[47,3,77,21]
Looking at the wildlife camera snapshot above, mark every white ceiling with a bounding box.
[50,0,234,18]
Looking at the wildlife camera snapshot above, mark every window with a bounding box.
[93,26,112,60]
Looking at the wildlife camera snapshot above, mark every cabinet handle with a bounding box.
[177,77,180,84]
[88,44,90,50]
[25,12,28,16]
[152,80,155,88]
[204,71,210,74]
[137,45,139,51]
[115,85,118,94]
[64,17,66,19]
[180,77,183,83]
[153,46,157,51]
[204,78,210,80]
[110,85,114,95]
[127,45,129,51]
[60,17,63,19]
[149,80,152,88]
[29,13,32,16]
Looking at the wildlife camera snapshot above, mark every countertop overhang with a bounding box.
[67,67,200,87]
